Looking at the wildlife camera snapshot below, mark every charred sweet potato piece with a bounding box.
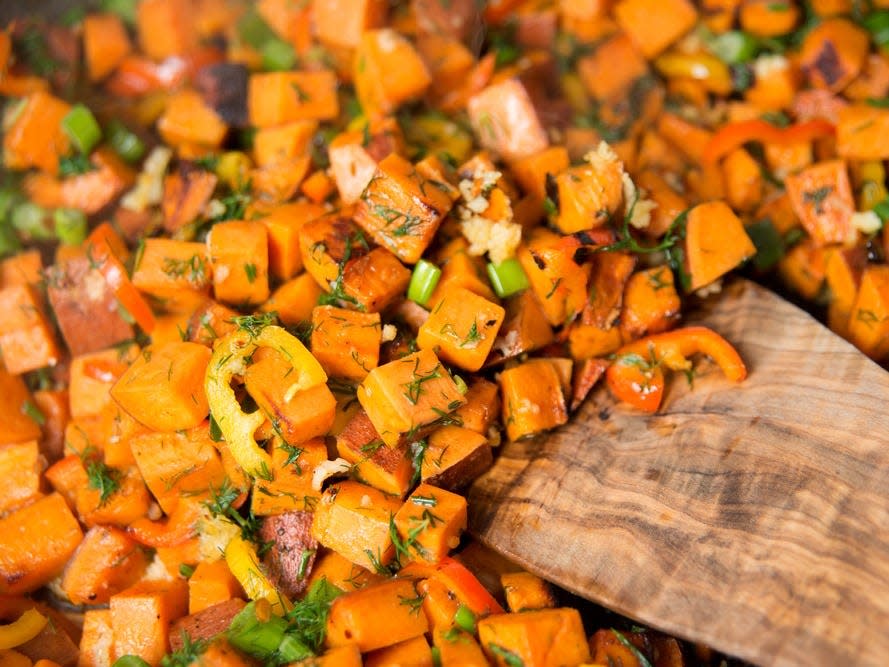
[169,599,247,653]
[194,62,249,128]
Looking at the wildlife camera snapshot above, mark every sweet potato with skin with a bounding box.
[45,256,135,357]
[169,599,246,652]
[0,493,83,595]
[684,201,757,291]
[61,526,149,605]
[259,511,318,598]
[336,410,414,498]
[326,578,430,652]
[110,342,211,432]
[422,426,493,490]
[467,79,549,163]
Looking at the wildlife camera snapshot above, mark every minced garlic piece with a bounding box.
[121,146,172,212]
[852,210,882,234]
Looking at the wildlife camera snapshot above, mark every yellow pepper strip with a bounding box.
[654,52,733,95]
[0,609,48,649]
[225,534,291,616]
[205,324,327,478]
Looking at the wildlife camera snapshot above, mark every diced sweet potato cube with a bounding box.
[298,214,368,292]
[188,560,244,614]
[33,388,69,464]
[0,284,61,374]
[312,306,382,380]
[357,349,466,447]
[365,636,432,667]
[162,168,218,234]
[307,550,384,593]
[68,344,139,420]
[619,266,682,340]
[336,410,414,498]
[61,525,149,605]
[501,572,556,612]
[477,608,591,667]
[342,247,412,313]
[312,481,402,570]
[261,273,323,327]
[132,238,212,306]
[187,299,239,347]
[76,465,152,529]
[326,578,430,652]
[500,359,568,441]
[428,242,497,306]
[684,201,757,291]
[355,153,453,265]
[800,18,869,92]
[261,202,326,281]
[207,220,270,305]
[778,239,828,300]
[848,265,889,360]
[418,287,505,372]
[0,493,83,595]
[329,134,382,205]
[80,609,115,667]
[837,104,889,160]
[433,627,489,666]
[46,256,135,357]
[110,342,211,432]
[0,441,42,514]
[355,29,432,117]
[253,120,317,168]
[0,366,42,445]
[785,160,856,246]
[110,579,189,665]
[0,250,42,287]
[158,90,228,150]
[467,79,549,163]
[454,379,501,435]
[251,437,327,516]
[614,0,697,58]
[244,348,336,446]
[421,426,493,490]
[517,229,589,326]
[394,483,467,564]
[825,246,866,338]
[311,0,387,49]
[84,12,132,81]
[137,0,196,61]
[130,424,227,514]
[486,290,554,367]
[552,157,624,234]
[2,91,71,174]
[248,71,339,128]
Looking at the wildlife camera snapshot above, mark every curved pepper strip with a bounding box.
[0,608,47,649]
[205,325,327,478]
[607,326,747,412]
[128,499,202,548]
[400,556,504,616]
[225,534,291,616]
[703,119,835,165]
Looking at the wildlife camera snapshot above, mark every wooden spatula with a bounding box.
[468,279,889,667]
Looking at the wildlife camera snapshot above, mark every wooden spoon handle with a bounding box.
[469,280,889,667]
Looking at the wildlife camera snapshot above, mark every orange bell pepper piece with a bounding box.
[401,556,504,616]
[703,119,835,165]
[607,327,746,412]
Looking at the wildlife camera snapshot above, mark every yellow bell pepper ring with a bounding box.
[205,324,327,478]
[225,534,291,616]
[0,608,48,649]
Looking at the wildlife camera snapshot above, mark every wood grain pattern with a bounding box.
[468,280,889,667]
